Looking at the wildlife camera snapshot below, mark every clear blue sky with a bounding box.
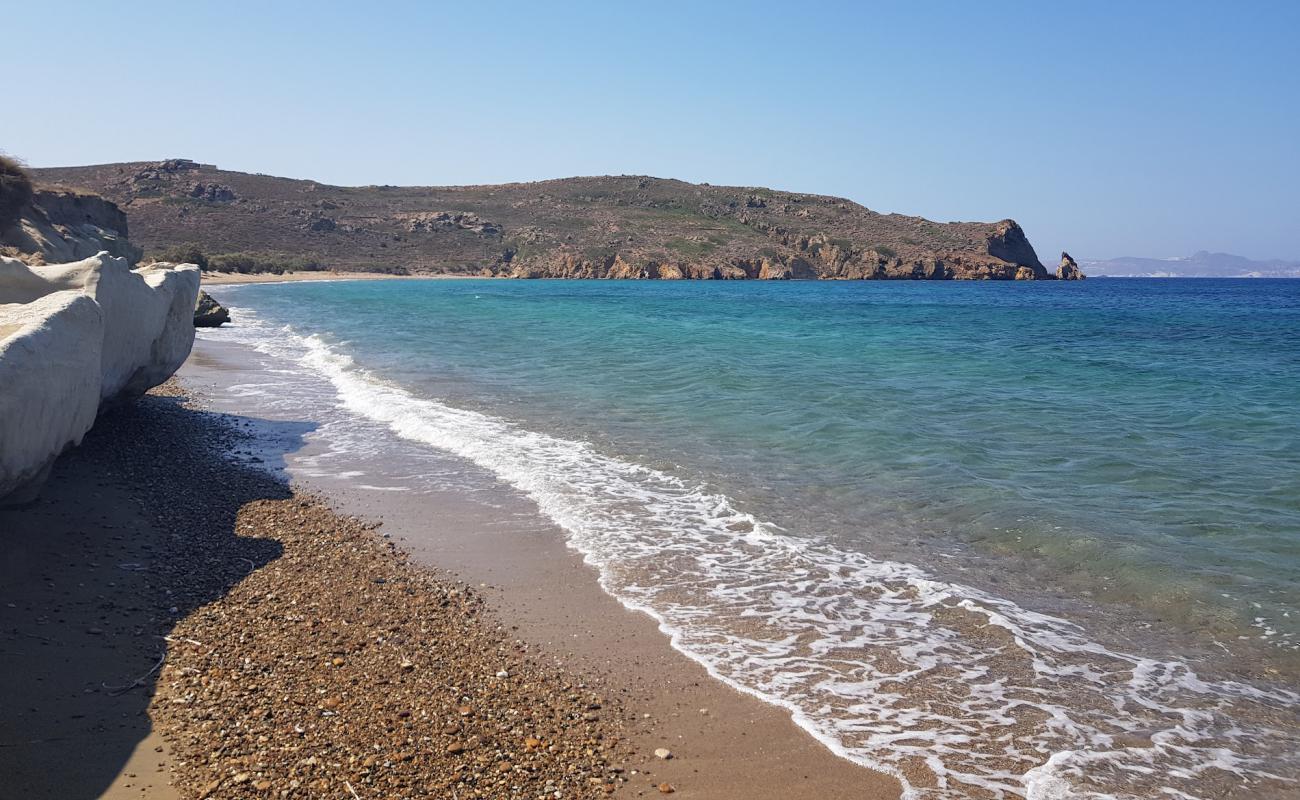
[4,1,1297,260]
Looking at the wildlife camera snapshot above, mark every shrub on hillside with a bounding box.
[150,243,210,269]
[0,155,34,230]
[207,251,325,274]
[146,245,329,274]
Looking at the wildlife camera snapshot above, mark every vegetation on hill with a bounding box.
[148,243,345,275]
[32,159,1066,280]
[0,155,34,231]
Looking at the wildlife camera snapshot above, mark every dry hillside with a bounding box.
[33,159,1078,280]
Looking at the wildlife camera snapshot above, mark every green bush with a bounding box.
[0,155,34,230]
[147,244,332,274]
[150,243,210,269]
[207,251,325,274]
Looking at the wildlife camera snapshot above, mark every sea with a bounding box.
[197,277,1300,800]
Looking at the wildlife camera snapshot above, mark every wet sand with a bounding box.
[0,364,899,798]
[180,341,902,798]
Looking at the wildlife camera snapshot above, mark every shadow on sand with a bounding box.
[0,391,314,799]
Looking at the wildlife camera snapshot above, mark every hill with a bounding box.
[1081,251,1300,278]
[32,159,1080,280]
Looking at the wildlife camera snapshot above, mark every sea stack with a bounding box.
[1057,251,1086,280]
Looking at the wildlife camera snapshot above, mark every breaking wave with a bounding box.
[213,312,1300,799]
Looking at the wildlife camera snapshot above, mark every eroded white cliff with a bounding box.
[0,253,200,503]
[2,189,143,266]
[0,291,104,504]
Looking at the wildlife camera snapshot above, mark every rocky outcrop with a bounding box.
[758,259,793,280]
[186,182,237,203]
[194,289,230,326]
[985,220,1046,275]
[0,253,200,504]
[1057,251,1085,280]
[400,211,500,236]
[1,189,142,265]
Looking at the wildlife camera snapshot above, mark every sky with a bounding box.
[3,1,1297,260]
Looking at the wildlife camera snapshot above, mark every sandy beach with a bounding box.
[1,369,898,798]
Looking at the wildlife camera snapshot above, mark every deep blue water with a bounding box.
[206,277,1300,799]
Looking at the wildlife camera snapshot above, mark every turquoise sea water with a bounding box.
[206,278,1300,799]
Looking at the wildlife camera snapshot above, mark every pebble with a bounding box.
[654,748,673,760]
[122,382,636,800]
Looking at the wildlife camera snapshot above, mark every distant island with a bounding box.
[1081,251,1300,278]
[29,159,1083,281]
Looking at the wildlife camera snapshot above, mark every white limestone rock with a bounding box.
[1,253,201,403]
[0,252,201,503]
[0,291,104,503]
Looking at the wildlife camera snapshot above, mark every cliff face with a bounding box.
[0,254,200,504]
[33,161,1079,280]
[1,187,142,266]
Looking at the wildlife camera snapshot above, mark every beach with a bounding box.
[179,278,1300,800]
[0,376,898,799]
[5,2,1295,796]
[4,276,1298,800]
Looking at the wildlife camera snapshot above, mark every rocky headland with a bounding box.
[33,159,1084,281]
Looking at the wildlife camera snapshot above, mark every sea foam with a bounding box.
[208,312,1300,800]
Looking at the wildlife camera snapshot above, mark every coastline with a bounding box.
[179,337,902,798]
[200,271,483,285]
[0,370,899,797]
[0,382,639,799]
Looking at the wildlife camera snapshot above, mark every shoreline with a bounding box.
[0,371,899,797]
[182,287,1300,799]
[200,270,485,285]
[180,334,901,798]
[0,383,642,799]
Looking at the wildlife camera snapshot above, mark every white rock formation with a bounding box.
[0,291,104,504]
[0,252,200,503]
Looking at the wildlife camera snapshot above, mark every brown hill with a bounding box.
[32,159,1076,280]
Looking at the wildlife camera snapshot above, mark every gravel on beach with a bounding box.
[102,382,638,798]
